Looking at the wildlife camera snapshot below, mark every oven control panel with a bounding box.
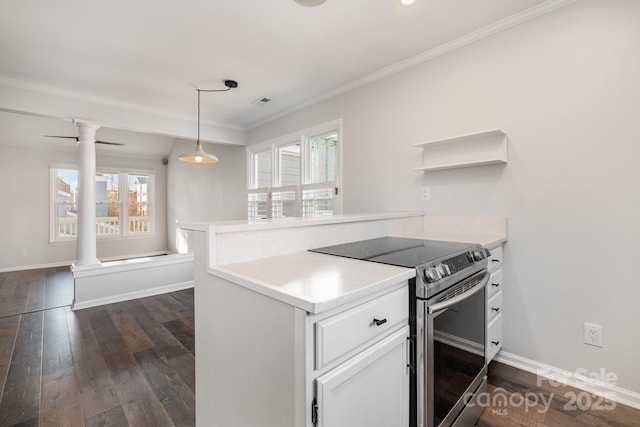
[444,252,477,274]
[423,249,490,283]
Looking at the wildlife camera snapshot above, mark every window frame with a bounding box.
[49,165,156,243]
[246,119,342,219]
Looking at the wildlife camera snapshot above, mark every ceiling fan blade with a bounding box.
[44,135,79,140]
[44,135,124,146]
[96,140,125,146]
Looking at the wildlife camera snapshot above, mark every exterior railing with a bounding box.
[57,216,150,238]
[247,182,338,220]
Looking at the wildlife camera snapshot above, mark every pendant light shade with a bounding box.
[179,80,238,164]
[179,140,218,164]
[294,0,327,6]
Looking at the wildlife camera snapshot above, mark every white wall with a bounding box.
[0,144,168,270]
[247,0,640,393]
[166,139,247,253]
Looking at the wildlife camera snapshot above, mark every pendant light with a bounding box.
[294,0,327,6]
[179,80,238,164]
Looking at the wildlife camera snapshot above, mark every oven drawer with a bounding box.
[487,290,502,322]
[488,245,503,271]
[487,314,503,362]
[487,269,502,297]
[315,286,408,369]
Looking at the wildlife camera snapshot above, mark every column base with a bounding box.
[71,260,102,273]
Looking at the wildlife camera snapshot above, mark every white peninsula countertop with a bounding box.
[210,251,415,314]
[209,231,506,315]
[195,213,507,315]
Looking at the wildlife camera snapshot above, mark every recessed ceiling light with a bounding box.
[294,0,327,7]
[401,0,416,5]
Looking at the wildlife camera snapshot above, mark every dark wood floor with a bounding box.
[0,267,194,426]
[0,267,638,426]
[0,267,73,319]
[479,362,640,427]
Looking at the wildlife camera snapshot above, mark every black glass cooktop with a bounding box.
[310,237,476,268]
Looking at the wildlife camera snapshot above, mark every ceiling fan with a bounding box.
[44,135,125,146]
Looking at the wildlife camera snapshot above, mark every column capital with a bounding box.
[73,119,101,136]
[72,118,101,128]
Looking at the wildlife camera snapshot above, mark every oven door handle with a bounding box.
[427,270,489,314]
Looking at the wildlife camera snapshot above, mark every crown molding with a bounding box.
[247,0,576,130]
[0,76,245,132]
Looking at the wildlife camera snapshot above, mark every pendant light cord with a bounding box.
[196,83,235,142]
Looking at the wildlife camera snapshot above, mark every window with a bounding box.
[247,120,341,220]
[51,168,153,241]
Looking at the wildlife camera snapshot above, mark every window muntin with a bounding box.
[52,168,153,241]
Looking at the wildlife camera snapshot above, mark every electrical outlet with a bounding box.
[421,186,431,201]
[19,249,28,257]
[584,323,603,347]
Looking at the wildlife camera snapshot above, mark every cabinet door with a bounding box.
[315,326,409,427]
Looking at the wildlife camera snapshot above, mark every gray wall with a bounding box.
[0,144,168,269]
[247,0,640,392]
[166,139,247,253]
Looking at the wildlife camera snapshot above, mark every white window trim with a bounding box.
[49,165,156,243]
[246,119,343,218]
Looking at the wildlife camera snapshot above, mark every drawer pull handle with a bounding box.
[491,307,500,312]
[372,318,387,326]
[492,341,500,346]
[492,259,500,263]
[491,283,500,287]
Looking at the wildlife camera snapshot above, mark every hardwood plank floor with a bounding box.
[478,362,640,427]
[0,267,73,319]
[0,267,638,426]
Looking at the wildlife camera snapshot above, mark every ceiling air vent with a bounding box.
[252,97,272,105]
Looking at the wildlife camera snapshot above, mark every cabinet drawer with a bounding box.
[487,269,502,297]
[487,314,502,362]
[487,290,502,322]
[488,245,503,271]
[315,286,408,369]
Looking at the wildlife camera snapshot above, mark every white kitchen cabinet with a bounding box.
[195,268,410,427]
[310,286,409,426]
[487,290,503,322]
[315,326,409,427]
[486,243,504,362]
[414,129,507,172]
[487,314,503,362]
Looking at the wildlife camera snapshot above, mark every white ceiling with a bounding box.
[0,0,560,155]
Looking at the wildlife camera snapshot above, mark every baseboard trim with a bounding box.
[495,350,640,410]
[0,261,71,273]
[72,280,194,311]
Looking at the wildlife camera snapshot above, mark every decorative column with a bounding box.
[73,120,101,267]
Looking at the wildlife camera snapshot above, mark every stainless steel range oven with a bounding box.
[311,237,491,427]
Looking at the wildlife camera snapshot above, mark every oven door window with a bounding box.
[432,285,486,425]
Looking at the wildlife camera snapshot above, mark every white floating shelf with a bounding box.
[414,129,508,172]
